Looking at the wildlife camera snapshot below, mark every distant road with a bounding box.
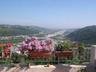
[45,30,66,38]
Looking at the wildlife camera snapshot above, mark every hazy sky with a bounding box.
[0,0,96,29]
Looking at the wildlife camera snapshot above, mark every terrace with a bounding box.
[0,37,95,72]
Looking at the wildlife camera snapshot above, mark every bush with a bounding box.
[56,40,72,51]
[11,53,21,63]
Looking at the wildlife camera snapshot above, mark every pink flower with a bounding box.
[35,41,43,50]
[31,36,38,41]
[45,38,54,51]
[40,40,46,49]
[17,36,54,53]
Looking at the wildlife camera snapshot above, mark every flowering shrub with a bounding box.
[17,36,54,54]
[0,43,13,57]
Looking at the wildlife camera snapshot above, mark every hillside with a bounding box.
[67,25,96,44]
[0,24,52,36]
[63,29,77,36]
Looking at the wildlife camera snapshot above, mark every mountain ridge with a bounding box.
[67,25,96,44]
[0,24,53,36]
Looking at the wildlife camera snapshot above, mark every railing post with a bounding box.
[88,45,96,72]
[90,45,96,64]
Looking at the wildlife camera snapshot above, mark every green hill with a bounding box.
[0,24,52,36]
[67,25,96,44]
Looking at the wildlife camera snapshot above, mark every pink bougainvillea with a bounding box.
[18,36,54,54]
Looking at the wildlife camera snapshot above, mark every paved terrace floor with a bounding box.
[0,64,86,72]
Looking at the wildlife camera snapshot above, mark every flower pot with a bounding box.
[28,50,51,59]
[55,50,73,57]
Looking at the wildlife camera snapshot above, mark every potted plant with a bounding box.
[18,37,54,67]
[55,40,73,60]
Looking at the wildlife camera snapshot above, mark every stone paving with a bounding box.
[0,64,86,72]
